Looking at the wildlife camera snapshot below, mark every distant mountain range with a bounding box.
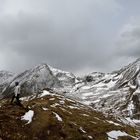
[0,59,140,140]
[1,58,140,125]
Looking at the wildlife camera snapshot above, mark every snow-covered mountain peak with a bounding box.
[0,70,15,94]
[0,70,14,81]
[1,64,62,98]
[133,57,140,65]
[114,58,140,90]
[49,65,75,78]
[31,63,50,72]
[1,63,78,98]
[1,59,140,126]
[48,65,77,87]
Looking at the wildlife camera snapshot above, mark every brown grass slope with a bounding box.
[0,92,139,140]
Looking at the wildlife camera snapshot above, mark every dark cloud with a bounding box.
[0,0,139,75]
[116,21,140,58]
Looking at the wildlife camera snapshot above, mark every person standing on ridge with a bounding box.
[11,82,21,106]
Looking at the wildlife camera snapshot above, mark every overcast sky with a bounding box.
[0,0,140,75]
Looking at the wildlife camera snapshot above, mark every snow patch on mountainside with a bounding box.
[53,112,63,122]
[39,90,52,97]
[107,130,128,139]
[21,110,34,124]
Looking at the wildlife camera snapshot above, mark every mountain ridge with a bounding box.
[1,59,140,139]
[1,59,140,125]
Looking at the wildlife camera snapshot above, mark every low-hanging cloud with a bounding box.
[0,0,121,74]
[1,0,139,74]
[116,19,140,58]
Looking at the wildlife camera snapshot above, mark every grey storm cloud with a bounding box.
[0,0,140,74]
[116,21,140,58]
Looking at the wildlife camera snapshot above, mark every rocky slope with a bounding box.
[68,58,140,124]
[0,90,139,140]
[49,66,77,87]
[1,64,77,98]
[1,64,61,98]
[0,70,14,94]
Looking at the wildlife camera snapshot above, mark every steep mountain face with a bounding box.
[69,58,140,123]
[1,64,78,98]
[0,71,14,93]
[0,90,138,140]
[2,64,62,98]
[69,72,120,107]
[114,58,140,89]
[49,66,77,87]
[84,72,106,83]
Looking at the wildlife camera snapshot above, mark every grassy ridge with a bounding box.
[0,93,138,140]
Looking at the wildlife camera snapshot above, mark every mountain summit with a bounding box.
[1,64,78,99]
[114,58,140,89]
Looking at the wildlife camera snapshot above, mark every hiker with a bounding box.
[11,82,21,106]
